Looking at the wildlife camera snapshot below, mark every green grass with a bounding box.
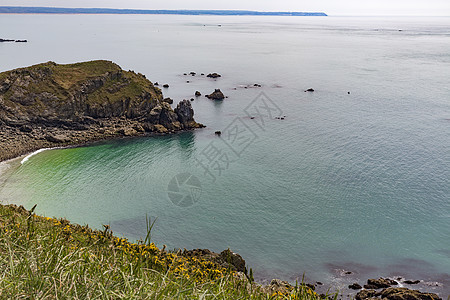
[0,204,337,299]
[0,60,163,110]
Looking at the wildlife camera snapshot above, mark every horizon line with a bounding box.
[0,6,328,16]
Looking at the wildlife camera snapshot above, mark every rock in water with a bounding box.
[207,73,221,78]
[364,278,398,289]
[355,289,378,300]
[380,288,441,300]
[174,99,201,129]
[195,91,201,97]
[348,283,362,290]
[305,88,315,92]
[205,89,225,100]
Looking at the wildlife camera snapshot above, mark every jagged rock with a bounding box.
[349,283,362,290]
[158,102,178,128]
[207,73,221,78]
[364,278,398,289]
[205,89,225,100]
[218,249,246,272]
[174,99,196,128]
[182,248,245,273]
[153,124,168,134]
[163,97,173,104]
[355,289,379,300]
[380,287,441,300]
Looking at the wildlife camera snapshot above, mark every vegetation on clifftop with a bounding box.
[0,204,329,299]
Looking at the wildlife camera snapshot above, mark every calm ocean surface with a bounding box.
[1,15,449,295]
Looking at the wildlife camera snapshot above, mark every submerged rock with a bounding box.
[404,280,420,285]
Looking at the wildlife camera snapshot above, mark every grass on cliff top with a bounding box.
[0,204,334,299]
[0,60,162,107]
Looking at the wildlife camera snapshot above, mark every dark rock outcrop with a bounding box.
[195,91,201,97]
[182,248,246,272]
[380,287,441,300]
[174,99,201,129]
[207,73,221,78]
[355,289,379,300]
[205,89,225,100]
[364,278,398,289]
[349,283,362,290]
[305,88,315,92]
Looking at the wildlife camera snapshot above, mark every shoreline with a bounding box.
[0,131,447,298]
[1,133,447,298]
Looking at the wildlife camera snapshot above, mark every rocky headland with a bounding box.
[0,60,203,162]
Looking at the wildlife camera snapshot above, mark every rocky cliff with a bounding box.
[0,60,203,161]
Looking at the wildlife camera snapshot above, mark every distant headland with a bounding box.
[0,6,327,16]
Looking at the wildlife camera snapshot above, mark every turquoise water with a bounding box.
[1,15,449,294]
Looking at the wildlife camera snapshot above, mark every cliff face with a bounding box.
[0,60,203,161]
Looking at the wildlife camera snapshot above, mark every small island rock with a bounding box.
[206,89,225,100]
[207,73,221,79]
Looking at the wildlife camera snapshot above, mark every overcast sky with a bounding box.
[2,0,450,16]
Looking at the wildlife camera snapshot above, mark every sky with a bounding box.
[1,0,450,16]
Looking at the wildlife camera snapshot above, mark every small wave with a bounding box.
[20,148,57,165]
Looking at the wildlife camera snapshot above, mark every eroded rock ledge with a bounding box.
[0,60,204,161]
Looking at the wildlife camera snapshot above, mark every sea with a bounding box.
[0,14,449,296]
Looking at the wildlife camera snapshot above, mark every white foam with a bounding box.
[20,148,53,165]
